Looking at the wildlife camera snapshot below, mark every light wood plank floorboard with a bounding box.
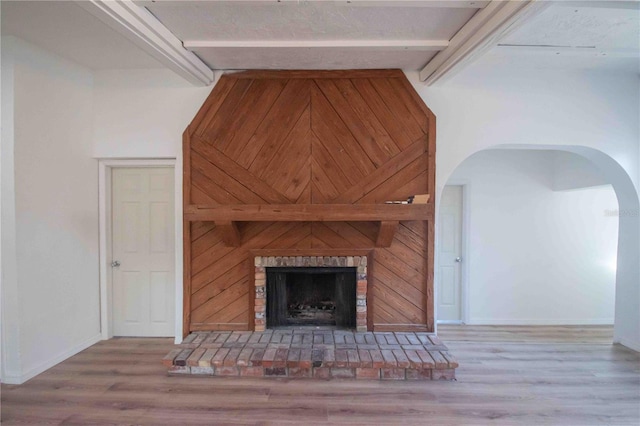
[2,325,638,425]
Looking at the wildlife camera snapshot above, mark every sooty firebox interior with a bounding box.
[266,267,356,329]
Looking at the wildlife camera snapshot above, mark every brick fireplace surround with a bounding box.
[253,255,368,332]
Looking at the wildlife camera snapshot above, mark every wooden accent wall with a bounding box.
[183,69,435,336]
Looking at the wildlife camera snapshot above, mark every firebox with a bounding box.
[266,267,356,329]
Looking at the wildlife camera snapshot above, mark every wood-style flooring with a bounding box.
[2,325,638,425]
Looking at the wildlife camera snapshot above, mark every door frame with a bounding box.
[98,159,179,340]
[436,181,471,325]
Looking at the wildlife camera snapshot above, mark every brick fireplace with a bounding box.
[253,255,369,332]
[169,69,455,380]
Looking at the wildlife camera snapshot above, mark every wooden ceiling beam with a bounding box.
[77,0,214,86]
[419,0,550,85]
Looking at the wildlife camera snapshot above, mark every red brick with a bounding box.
[273,348,289,368]
[211,348,229,367]
[215,366,239,376]
[239,366,264,377]
[288,368,312,378]
[381,368,405,380]
[404,350,423,369]
[416,349,435,369]
[311,349,324,368]
[335,349,348,368]
[174,349,193,366]
[392,350,410,368]
[199,349,218,367]
[357,349,372,368]
[250,349,266,367]
[369,349,385,368]
[255,298,265,306]
[322,348,335,367]
[223,348,242,367]
[162,349,182,367]
[356,368,380,380]
[286,348,300,368]
[168,365,190,375]
[331,368,355,379]
[186,348,206,367]
[432,368,456,381]
[264,367,287,377]
[429,351,449,369]
[347,350,361,368]
[299,349,312,369]
[406,369,432,380]
[381,350,397,368]
[313,367,331,379]
[441,351,459,368]
[262,348,277,368]
[236,347,253,367]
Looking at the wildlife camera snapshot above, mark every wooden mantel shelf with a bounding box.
[184,203,431,222]
[184,203,432,248]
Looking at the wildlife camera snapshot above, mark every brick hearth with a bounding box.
[163,330,457,381]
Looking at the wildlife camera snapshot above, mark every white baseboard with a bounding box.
[1,333,102,385]
[467,319,615,326]
[614,336,640,352]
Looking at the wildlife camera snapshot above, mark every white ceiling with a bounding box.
[137,1,478,41]
[138,0,480,70]
[486,2,640,72]
[1,1,163,69]
[1,0,638,82]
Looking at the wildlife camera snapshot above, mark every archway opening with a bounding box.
[436,145,638,350]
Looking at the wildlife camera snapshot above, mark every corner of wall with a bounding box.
[1,36,22,383]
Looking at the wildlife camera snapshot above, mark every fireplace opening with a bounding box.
[266,267,356,329]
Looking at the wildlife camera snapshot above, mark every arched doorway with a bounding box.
[436,145,639,351]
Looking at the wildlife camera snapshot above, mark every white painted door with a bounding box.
[437,185,463,322]
[112,167,175,336]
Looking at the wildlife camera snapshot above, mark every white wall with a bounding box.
[93,69,211,342]
[449,150,618,324]
[409,65,639,350]
[553,151,609,191]
[93,69,211,158]
[1,37,100,383]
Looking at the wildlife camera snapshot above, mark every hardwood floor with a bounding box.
[2,325,638,425]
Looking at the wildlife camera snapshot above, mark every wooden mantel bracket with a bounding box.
[376,221,399,248]
[215,220,241,247]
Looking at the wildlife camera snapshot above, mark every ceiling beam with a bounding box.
[419,0,550,85]
[184,39,449,51]
[136,0,488,8]
[77,0,214,86]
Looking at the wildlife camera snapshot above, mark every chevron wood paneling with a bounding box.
[183,70,435,335]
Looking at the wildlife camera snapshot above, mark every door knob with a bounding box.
[455,257,462,263]
[111,260,121,267]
